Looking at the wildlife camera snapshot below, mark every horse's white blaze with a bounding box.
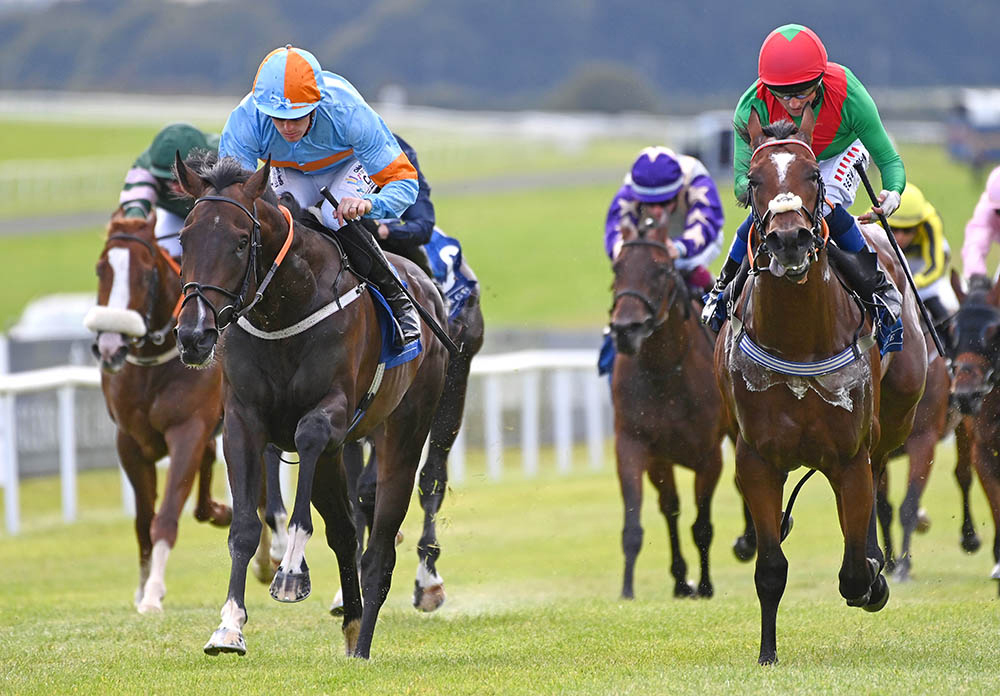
[107,247,132,310]
[281,524,310,574]
[218,598,246,631]
[416,560,443,589]
[770,151,796,184]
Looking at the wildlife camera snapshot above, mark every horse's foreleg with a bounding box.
[355,431,422,659]
[117,431,156,610]
[733,499,757,562]
[874,466,895,575]
[139,420,211,614]
[414,350,473,611]
[615,436,646,600]
[833,450,888,612]
[194,433,232,527]
[955,419,981,553]
[311,449,363,656]
[650,461,692,598]
[691,448,722,598]
[735,438,786,666]
[204,416,266,657]
[329,440,367,615]
[270,410,337,603]
[894,430,937,582]
[251,444,287,584]
[971,439,1000,587]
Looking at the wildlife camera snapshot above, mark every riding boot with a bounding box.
[701,257,743,332]
[337,220,422,349]
[826,245,904,355]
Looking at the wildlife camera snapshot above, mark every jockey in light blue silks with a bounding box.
[599,146,726,377]
[219,45,421,348]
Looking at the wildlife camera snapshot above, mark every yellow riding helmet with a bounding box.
[891,183,935,228]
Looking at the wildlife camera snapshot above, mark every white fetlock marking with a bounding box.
[271,512,289,564]
[416,560,444,589]
[218,598,247,632]
[991,562,1000,580]
[281,524,310,574]
[330,586,344,611]
[138,540,170,613]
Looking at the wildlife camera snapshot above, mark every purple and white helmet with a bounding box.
[625,146,684,203]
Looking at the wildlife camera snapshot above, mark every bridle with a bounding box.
[745,138,829,274]
[180,194,294,332]
[100,232,181,347]
[611,236,689,330]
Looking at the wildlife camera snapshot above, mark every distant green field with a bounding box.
[2,442,999,694]
[0,115,993,331]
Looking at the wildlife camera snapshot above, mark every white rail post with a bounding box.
[483,374,502,480]
[450,423,466,484]
[584,371,604,470]
[521,370,540,477]
[552,369,572,474]
[2,393,19,535]
[58,385,77,523]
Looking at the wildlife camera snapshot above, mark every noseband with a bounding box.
[181,194,263,331]
[611,238,688,328]
[101,232,180,346]
[746,138,828,273]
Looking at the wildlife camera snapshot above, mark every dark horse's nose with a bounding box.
[610,320,650,356]
[176,325,219,365]
[766,227,814,267]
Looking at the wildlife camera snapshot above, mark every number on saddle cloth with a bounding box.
[425,228,476,321]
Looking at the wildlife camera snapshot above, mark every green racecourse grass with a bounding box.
[1,443,1000,694]
[0,119,994,332]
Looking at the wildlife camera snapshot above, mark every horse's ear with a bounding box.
[245,156,271,201]
[951,269,966,304]
[798,105,816,145]
[175,151,205,198]
[746,108,765,147]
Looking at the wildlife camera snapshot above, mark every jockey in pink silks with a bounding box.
[961,165,1000,281]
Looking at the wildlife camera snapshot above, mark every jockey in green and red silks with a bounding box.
[702,23,907,355]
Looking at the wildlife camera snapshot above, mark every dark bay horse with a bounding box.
[84,209,231,613]
[339,246,484,613]
[608,217,727,599]
[715,110,927,664]
[948,274,1000,590]
[173,155,449,659]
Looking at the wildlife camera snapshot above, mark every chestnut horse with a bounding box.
[608,218,727,599]
[340,245,484,613]
[947,274,1000,591]
[715,111,927,664]
[84,209,232,613]
[173,155,448,659]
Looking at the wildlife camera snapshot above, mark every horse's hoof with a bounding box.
[343,619,361,657]
[195,500,233,528]
[883,557,896,575]
[204,628,246,656]
[250,555,278,584]
[962,533,982,554]
[673,580,696,599]
[697,581,714,599]
[915,508,931,534]
[270,568,311,603]
[891,562,911,584]
[990,562,1000,581]
[732,537,757,562]
[413,582,446,612]
[863,574,890,613]
[137,600,163,615]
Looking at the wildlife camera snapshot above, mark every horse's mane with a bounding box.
[178,152,279,207]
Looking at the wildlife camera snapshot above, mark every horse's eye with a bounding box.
[237,237,249,252]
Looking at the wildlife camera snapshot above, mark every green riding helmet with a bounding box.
[148,123,211,179]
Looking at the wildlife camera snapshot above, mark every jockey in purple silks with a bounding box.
[605,146,725,293]
[599,146,724,377]
[961,165,1000,281]
[701,23,907,355]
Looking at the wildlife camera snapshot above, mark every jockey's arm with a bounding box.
[961,197,1000,278]
[676,170,725,266]
[343,107,418,220]
[219,105,267,173]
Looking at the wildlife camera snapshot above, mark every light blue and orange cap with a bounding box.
[252,45,323,119]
